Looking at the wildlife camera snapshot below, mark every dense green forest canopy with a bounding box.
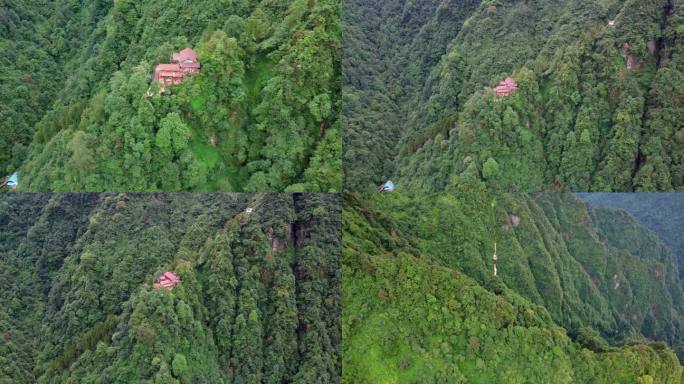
[0,193,341,383]
[344,0,684,192]
[579,192,684,283]
[1,0,340,192]
[343,190,684,382]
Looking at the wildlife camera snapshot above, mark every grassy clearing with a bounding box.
[185,56,275,191]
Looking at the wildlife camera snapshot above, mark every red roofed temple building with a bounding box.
[153,48,201,88]
[493,77,518,97]
[154,271,181,289]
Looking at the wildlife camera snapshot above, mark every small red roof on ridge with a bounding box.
[493,77,518,96]
[173,48,198,62]
[156,63,181,71]
[180,61,201,69]
[154,271,181,289]
[163,271,180,282]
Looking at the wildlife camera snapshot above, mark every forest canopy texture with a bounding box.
[344,0,684,192]
[343,189,684,383]
[0,193,341,383]
[1,0,340,192]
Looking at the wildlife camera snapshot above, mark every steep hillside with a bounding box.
[0,0,110,174]
[342,190,684,382]
[343,0,481,190]
[0,193,340,383]
[2,0,340,192]
[344,0,684,192]
[579,193,684,282]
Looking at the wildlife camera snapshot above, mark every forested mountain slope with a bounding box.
[343,0,481,190]
[344,0,684,192]
[0,193,341,383]
[579,193,684,283]
[2,0,340,192]
[343,190,684,382]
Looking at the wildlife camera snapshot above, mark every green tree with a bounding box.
[157,113,192,156]
[482,157,499,181]
[171,353,188,380]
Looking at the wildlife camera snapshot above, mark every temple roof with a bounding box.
[493,77,518,96]
[155,63,182,72]
[154,271,181,289]
[173,48,198,63]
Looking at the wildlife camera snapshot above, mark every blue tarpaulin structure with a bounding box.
[380,180,395,192]
[6,172,18,188]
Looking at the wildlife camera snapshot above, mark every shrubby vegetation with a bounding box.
[344,0,684,192]
[0,193,340,383]
[2,0,340,192]
[343,191,684,382]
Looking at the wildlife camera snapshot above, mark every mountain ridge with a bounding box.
[343,192,684,383]
[2,0,341,192]
[344,0,684,192]
[0,193,341,383]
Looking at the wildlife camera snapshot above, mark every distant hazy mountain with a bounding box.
[579,192,684,282]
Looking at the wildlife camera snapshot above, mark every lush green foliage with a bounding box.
[2,0,340,192]
[344,0,684,192]
[0,193,340,383]
[343,191,684,382]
